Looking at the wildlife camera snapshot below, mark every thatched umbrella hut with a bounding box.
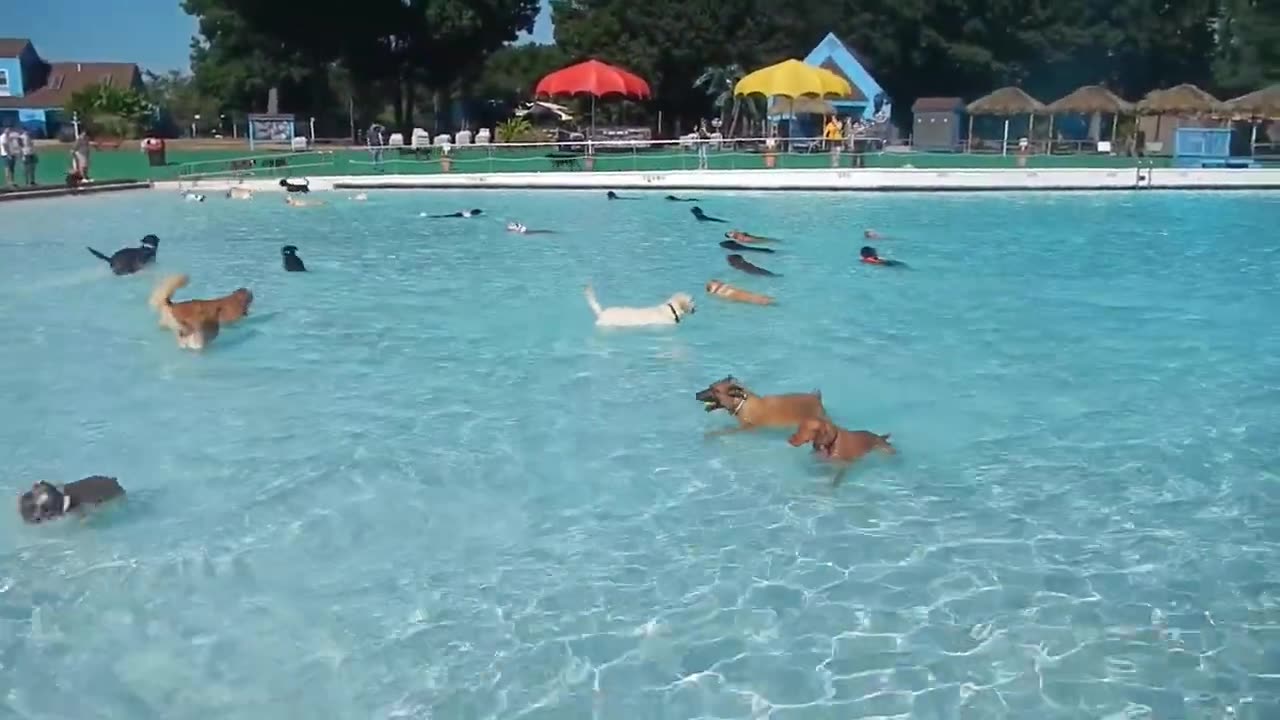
[1046,85,1133,147]
[1136,84,1225,148]
[1224,84,1280,151]
[965,86,1046,154]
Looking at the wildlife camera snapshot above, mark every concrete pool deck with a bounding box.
[164,166,1280,193]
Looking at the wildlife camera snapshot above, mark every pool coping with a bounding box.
[161,167,1280,193]
[0,181,153,202]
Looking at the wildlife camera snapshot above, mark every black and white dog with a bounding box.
[281,245,307,272]
[279,178,311,194]
[87,234,159,275]
[18,476,126,524]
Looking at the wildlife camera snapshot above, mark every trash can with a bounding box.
[143,138,167,167]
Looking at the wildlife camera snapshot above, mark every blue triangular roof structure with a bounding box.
[800,32,889,121]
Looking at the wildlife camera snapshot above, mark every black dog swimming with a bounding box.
[720,240,775,254]
[691,206,726,223]
[282,245,306,272]
[606,191,637,200]
[665,194,698,202]
[279,178,311,194]
[87,234,159,275]
[18,476,125,524]
[727,253,780,276]
[427,208,483,218]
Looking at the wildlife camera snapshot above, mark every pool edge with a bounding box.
[160,167,1280,194]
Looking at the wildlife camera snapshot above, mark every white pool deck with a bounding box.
[162,166,1280,194]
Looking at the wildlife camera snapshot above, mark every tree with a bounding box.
[144,70,222,137]
[693,64,743,130]
[193,0,539,130]
[476,44,570,104]
[65,84,153,138]
[1214,0,1280,94]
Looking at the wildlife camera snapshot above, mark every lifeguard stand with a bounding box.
[1173,127,1258,169]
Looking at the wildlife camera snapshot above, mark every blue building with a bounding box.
[0,38,143,138]
[801,32,890,122]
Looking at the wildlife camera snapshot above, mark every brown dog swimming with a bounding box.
[705,279,774,306]
[149,274,253,350]
[696,376,826,435]
[727,254,780,277]
[788,418,895,485]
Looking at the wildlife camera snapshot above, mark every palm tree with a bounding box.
[694,64,744,135]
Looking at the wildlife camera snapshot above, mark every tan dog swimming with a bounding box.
[705,279,774,306]
[695,376,827,435]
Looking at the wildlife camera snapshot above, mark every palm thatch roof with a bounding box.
[1224,84,1280,119]
[966,86,1046,116]
[1136,84,1223,115]
[1047,85,1133,114]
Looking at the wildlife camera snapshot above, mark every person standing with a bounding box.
[0,126,14,187]
[696,119,710,170]
[72,131,91,181]
[19,128,37,186]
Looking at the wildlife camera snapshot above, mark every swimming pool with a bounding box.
[2,188,1279,719]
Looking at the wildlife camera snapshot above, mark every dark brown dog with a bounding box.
[789,418,895,485]
[696,376,827,435]
[727,254,780,277]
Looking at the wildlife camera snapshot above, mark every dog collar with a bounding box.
[730,397,746,415]
[667,303,680,323]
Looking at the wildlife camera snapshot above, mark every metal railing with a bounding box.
[177,150,338,184]
[160,134,1280,181]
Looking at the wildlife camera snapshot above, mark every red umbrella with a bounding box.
[534,59,651,99]
[534,60,651,138]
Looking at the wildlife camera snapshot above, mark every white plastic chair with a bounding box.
[291,136,308,151]
[410,128,431,149]
[388,132,405,147]
[474,129,492,145]
[432,134,452,147]
[454,130,473,146]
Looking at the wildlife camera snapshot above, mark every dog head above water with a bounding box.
[140,234,160,249]
[666,292,695,320]
[231,288,254,314]
[18,481,67,524]
[695,375,751,413]
[788,418,838,452]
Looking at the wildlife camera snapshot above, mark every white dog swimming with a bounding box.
[584,285,695,327]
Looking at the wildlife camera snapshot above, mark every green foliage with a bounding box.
[1214,0,1280,94]
[477,44,571,103]
[551,0,1280,131]
[495,116,538,143]
[64,84,153,138]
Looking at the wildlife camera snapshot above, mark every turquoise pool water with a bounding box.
[2,189,1279,719]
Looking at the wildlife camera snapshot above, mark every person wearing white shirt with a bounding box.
[0,126,14,187]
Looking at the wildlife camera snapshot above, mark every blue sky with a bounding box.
[6,0,555,73]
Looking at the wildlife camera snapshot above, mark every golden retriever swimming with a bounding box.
[149,274,253,350]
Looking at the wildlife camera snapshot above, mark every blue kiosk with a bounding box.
[1172,127,1258,168]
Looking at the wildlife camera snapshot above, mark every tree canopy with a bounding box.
[175,0,1280,137]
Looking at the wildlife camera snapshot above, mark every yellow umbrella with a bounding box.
[734,59,853,98]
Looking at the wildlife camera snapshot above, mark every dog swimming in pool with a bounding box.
[18,476,125,524]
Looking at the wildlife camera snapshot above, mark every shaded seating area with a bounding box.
[1223,84,1280,161]
[1045,85,1133,154]
[965,87,1046,153]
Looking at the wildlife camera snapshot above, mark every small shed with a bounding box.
[911,97,965,150]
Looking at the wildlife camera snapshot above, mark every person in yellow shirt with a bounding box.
[824,117,842,140]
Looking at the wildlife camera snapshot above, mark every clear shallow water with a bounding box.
[1,189,1279,719]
